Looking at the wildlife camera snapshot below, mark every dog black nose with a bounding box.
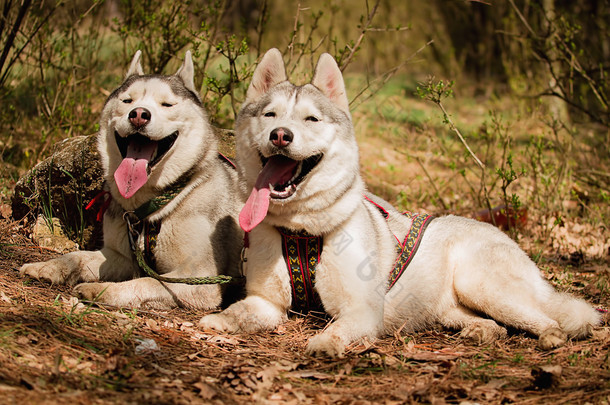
[269,127,293,148]
[128,107,151,128]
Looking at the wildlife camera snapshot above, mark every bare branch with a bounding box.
[507,0,537,38]
[0,0,31,82]
[339,0,381,72]
[350,39,434,110]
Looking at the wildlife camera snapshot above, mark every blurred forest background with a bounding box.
[0,0,608,252]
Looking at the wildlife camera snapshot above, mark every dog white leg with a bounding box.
[305,307,382,358]
[198,224,292,332]
[73,277,225,310]
[306,255,386,357]
[21,212,138,286]
[460,298,567,349]
[20,251,104,285]
[439,305,508,344]
[198,295,288,332]
[20,248,135,286]
[451,243,568,349]
[451,299,566,350]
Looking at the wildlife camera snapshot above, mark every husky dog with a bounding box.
[20,51,242,310]
[198,48,600,357]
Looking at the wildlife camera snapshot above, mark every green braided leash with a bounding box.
[133,241,239,285]
[125,163,243,285]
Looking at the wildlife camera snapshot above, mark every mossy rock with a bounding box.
[12,135,105,250]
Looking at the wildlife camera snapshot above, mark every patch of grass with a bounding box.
[52,293,108,328]
[457,358,499,383]
[376,101,428,129]
[0,327,18,348]
[512,353,525,364]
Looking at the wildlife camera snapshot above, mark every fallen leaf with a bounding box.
[591,326,610,342]
[146,319,159,331]
[135,338,159,355]
[194,381,217,399]
[0,291,11,303]
[0,204,12,219]
[481,378,507,390]
[16,336,30,345]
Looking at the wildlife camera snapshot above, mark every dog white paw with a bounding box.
[460,320,507,345]
[20,261,70,284]
[73,282,111,302]
[539,328,567,350]
[198,313,239,333]
[306,333,346,358]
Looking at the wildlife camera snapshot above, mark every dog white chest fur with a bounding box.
[20,52,242,310]
[198,48,600,357]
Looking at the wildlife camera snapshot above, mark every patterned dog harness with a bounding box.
[279,198,435,313]
[387,211,435,289]
[278,227,324,313]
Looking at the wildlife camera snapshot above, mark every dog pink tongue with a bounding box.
[114,140,157,199]
[239,155,298,232]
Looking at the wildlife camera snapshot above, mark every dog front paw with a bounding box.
[73,282,111,302]
[20,261,71,285]
[539,328,567,350]
[198,313,240,333]
[306,333,346,358]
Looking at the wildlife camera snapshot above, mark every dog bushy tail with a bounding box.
[545,292,601,338]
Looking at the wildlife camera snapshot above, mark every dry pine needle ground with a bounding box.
[0,218,609,404]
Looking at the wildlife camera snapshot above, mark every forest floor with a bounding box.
[0,212,609,404]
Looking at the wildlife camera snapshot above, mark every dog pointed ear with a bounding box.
[175,50,199,96]
[125,50,144,79]
[246,48,287,101]
[311,53,349,113]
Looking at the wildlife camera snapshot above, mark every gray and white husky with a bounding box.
[20,51,243,310]
[198,48,600,357]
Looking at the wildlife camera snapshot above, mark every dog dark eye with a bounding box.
[305,116,319,122]
[264,111,276,117]
[162,102,174,107]
[122,99,132,104]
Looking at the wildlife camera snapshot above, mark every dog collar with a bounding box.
[87,154,235,223]
[121,169,194,254]
[132,172,193,221]
[84,172,191,225]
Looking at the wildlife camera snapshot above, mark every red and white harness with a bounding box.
[279,197,434,313]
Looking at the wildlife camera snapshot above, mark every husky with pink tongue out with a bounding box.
[21,51,243,310]
[199,48,600,358]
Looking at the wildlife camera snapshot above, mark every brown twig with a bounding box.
[349,40,433,110]
[397,149,449,211]
[339,0,381,72]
